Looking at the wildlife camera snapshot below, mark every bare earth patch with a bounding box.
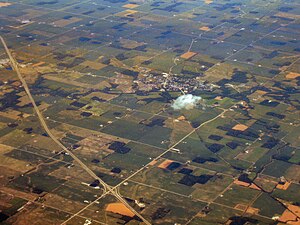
[177,115,186,121]
[232,124,248,131]
[204,0,213,4]
[180,51,197,59]
[32,61,45,67]
[233,179,261,190]
[0,2,11,7]
[279,204,300,224]
[276,181,291,190]
[123,3,139,9]
[106,203,135,217]
[149,160,158,166]
[157,159,174,169]
[116,10,138,17]
[286,72,300,79]
[275,12,300,20]
[199,26,211,31]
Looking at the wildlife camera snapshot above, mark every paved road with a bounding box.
[0,36,151,225]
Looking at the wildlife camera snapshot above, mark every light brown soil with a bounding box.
[214,96,223,100]
[149,160,158,166]
[233,179,261,190]
[199,26,211,31]
[234,180,250,187]
[32,62,45,67]
[232,124,248,131]
[180,51,197,59]
[123,3,139,9]
[116,10,138,17]
[279,209,298,224]
[0,2,11,7]
[276,181,291,190]
[105,203,135,217]
[157,159,174,169]
[204,0,213,4]
[248,183,261,190]
[286,72,300,79]
[275,12,300,20]
[177,116,186,121]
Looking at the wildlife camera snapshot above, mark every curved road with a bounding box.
[0,36,151,225]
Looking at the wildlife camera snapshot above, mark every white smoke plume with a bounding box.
[171,94,202,110]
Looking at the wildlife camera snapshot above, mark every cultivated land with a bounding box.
[0,0,299,224]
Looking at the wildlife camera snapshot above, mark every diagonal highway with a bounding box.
[0,36,151,225]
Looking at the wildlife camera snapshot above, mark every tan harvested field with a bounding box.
[105,203,135,217]
[204,0,213,4]
[31,62,45,67]
[177,115,186,121]
[116,10,138,17]
[0,109,29,120]
[247,206,260,214]
[276,181,291,190]
[288,205,300,217]
[149,160,158,166]
[123,3,139,9]
[180,51,197,59]
[248,183,261,190]
[279,205,300,224]
[233,179,261,190]
[199,26,210,31]
[233,179,249,187]
[286,72,300,79]
[255,90,268,95]
[214,96,223,100]
[157,159,174,169]
[0,2,11,7]
[275,12,300,20]
[232,124,248,131]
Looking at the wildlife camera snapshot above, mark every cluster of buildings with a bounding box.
[135,72,215,93]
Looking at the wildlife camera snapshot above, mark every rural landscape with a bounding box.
[0,0,299,224]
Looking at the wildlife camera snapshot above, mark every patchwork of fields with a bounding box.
[0,0,299,224]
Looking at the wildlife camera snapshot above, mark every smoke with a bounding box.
[171,94,202,110]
